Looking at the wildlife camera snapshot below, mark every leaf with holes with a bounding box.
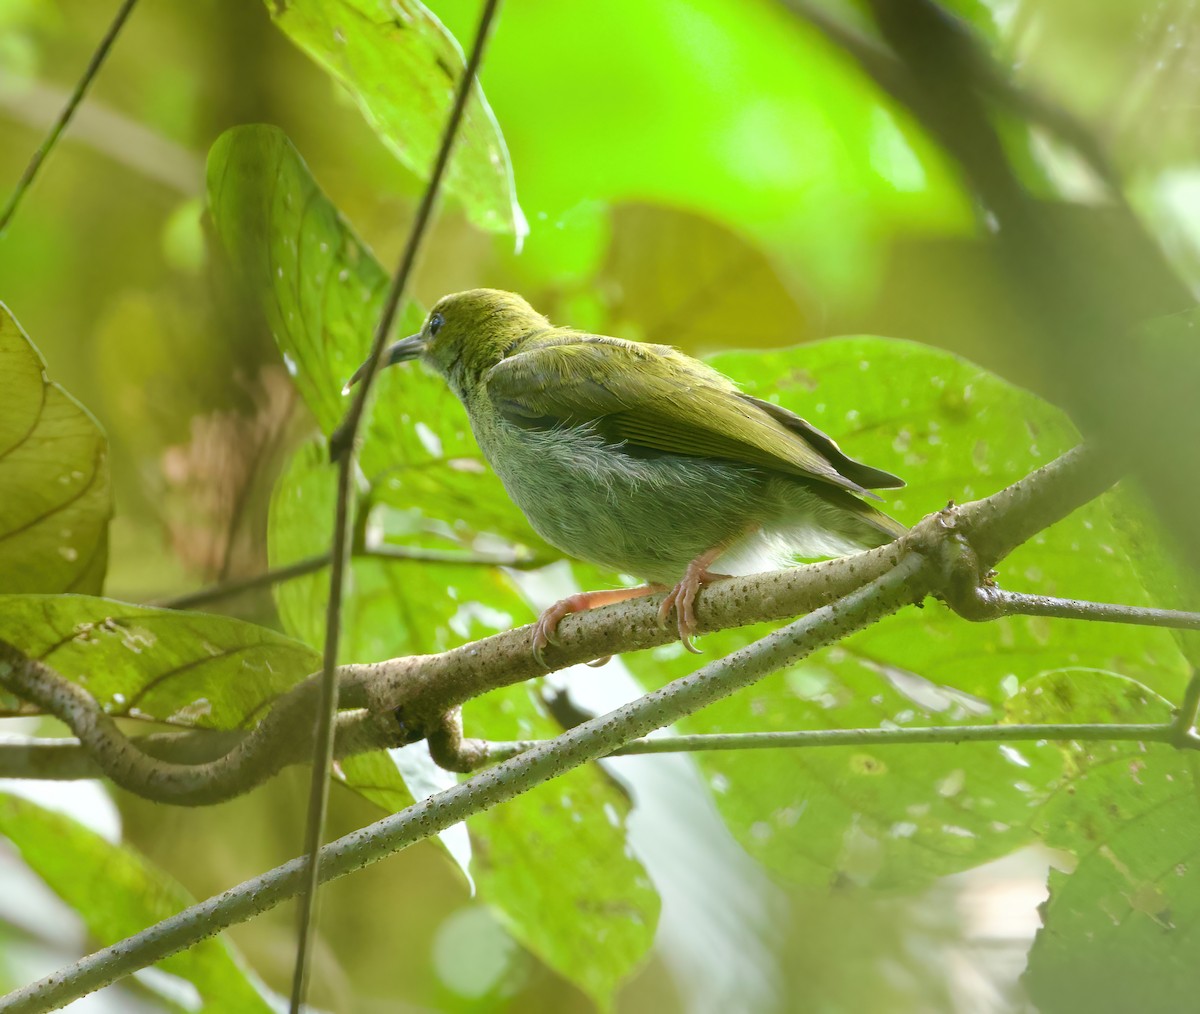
[0,792,276,1011]
[1015,669,1200,1013]
[0,303,110,594]
[622,337,1187,887]
[0,595,318,728]
[267,0,525,238]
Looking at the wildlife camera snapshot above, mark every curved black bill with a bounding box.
[343,333,427,393]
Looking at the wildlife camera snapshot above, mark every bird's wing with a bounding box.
[484,334,901,496]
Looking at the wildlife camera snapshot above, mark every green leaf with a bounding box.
[0,791,274,1012]
[623,337,1188,887]
[267,0,525,238]
[206,125,543,551]
[465,685,659,1009]
[336,744,475,891]
[268,438,530,663]
[1015,670,1200,1013]
[270,444,656,1004]
[0,303,111,594]
[207,124,423,443]
[0,594,319,728]
[595,202,812,351]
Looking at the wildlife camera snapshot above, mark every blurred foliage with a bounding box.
[0,303,110,594]
[2,0,1200,1011]
[0,791,276,1011]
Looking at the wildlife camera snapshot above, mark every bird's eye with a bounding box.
[428,312,444,337]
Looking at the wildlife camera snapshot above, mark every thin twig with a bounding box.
[289,1,503,1007]
[153,554,329,609]
[0,0,140,236]
[1172,669,1200,746]
[152,545,543,610]
[0,723,376,781]
[991,591,1200,630]
[6,715,1191,784]
[0,557,928,1014]
[480,720,1187,762]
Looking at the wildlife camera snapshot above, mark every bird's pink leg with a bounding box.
[658,527,758,652]
[532,585,666,667]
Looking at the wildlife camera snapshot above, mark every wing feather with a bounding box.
[485,334,900,496]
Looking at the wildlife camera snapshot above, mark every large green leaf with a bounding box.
[267,0,525,238]
[465,684,660,1010]
[596,203,813,351]
[206,125,542,552]
[206,124,421,444]
[0,595,318,728]
[0,303,110,594]
[0,792,274,1012]
[1016,670,1200,1013]
[622,337,1188,888]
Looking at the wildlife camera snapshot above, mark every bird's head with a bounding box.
[346,288,548,396]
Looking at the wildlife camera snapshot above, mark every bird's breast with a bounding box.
[467,411,772,583]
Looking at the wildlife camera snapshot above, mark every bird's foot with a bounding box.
[657,564,727,653]
[531,586,664,668]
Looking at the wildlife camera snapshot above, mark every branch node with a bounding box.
[934,522,1004,622]
[427,708,489,772]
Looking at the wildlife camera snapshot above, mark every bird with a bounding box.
[348,288,906,663]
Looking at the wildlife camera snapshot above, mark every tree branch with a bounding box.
[0,644,405,804]
[0,444,1130,799]
[985,591,1200,631]
[480,720,1192,763]
[0,556,928,1014]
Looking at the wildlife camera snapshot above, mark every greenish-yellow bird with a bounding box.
[350,289,906,662]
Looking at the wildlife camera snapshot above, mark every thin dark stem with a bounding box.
[0,0,140,236]
[152,545,542,611]
[154,554,330,609]
[288,1,503,1008]
[991,590,1200,630]
[1172,669,1200,746]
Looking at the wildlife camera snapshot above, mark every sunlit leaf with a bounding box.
[0,303,110,594]
[623,337,1187,887]
[1016,669,1200,1013]
[0,792,275,1012]
[337,743,474,891]
[430,0,971,300]
[267,0,525,238]
[0,594,318,728]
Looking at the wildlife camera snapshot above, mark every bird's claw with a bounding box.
[531,599,574,668]
[658,568,717,654]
